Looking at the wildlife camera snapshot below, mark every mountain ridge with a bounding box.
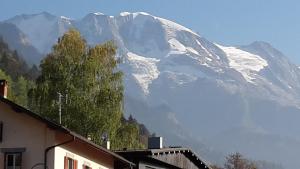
[0,22,42,65]
[1,11,300,169]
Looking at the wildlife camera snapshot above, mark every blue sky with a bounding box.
[1,0,300,63]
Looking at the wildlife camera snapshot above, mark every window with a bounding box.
[64,156,77,169]
[5,153,22,169]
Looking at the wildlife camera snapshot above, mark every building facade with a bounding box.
[0,80,133,169]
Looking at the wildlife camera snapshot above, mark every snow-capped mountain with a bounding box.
[2,12,300,168]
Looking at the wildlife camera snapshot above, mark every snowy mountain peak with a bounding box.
[60,16,73,25]
[84,12,108,19]
[119,12,131,17]
[118,12,199,37]
[60,16,71,20]
[119,11,151,17]
[93,12,105,16]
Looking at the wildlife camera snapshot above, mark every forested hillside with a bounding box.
[0,36,38,106]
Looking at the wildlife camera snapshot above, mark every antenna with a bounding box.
[101,132,109,142]
[101,132,110,150]
[57,91,68,125]
[57,92,62,124]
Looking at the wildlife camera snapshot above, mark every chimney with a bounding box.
[0,80,8,98]
[105,140,110,150]
[148,137,163,149]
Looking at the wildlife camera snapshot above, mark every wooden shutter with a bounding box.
[74,160,78,169]
[64,156,68,169]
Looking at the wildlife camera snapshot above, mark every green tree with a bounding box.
[0,67,33,107]
[0,37,29,80]
[114,116,145,149]
[28,29,140,149]
[14,76,32,107]
[0,37,35,108]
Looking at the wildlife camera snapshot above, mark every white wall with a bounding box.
[0,102,56,169]
[54,146,110,169]
[0,102,115,169]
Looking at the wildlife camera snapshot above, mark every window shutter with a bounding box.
[74,160,78,169]
[64,156,68,169]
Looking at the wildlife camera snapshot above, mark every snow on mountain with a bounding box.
[118,11,198,38]
[93,12,105,16]
[157,16,198,37]
[216,44,268,83]
[120,12,151,18]
[60,16,72,24]
[2,12,300,169]
[126,52,160,94]
[168,38,187,53]
[168,38,201,57]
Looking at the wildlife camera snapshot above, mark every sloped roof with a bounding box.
[0,97,134,167]
[116,147,211,169]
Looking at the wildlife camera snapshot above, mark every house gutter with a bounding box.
[44,135,75,169]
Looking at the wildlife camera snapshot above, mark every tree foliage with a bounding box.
[0,69,32,107]
[28,29,144,149]
[0,36,38,80]
[14,76,33,107]
[115,115,149,149]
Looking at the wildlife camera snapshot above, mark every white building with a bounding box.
[0,80,133,169]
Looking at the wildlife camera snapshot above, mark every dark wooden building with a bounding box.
[116,147,211,169]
